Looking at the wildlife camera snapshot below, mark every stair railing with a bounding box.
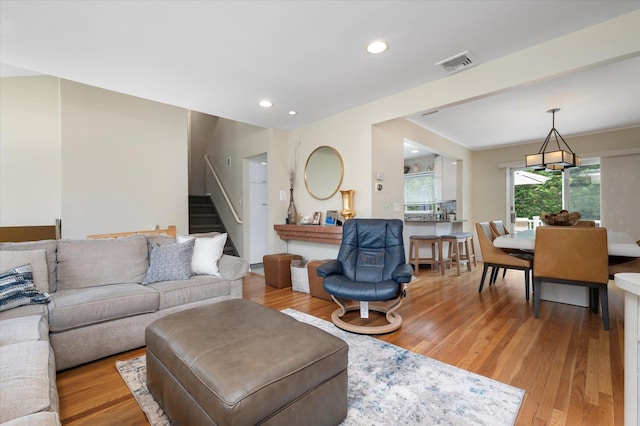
[204,154,243,224]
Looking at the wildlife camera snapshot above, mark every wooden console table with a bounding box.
[274,225,342,245]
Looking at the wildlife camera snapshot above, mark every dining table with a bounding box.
[492,228,640,307]
[493,228,640,258]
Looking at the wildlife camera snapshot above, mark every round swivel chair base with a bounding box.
[330,304,403,335]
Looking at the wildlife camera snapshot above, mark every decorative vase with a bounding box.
[287,187,298,224]
[340,189,355,220]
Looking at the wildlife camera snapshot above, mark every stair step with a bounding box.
[189,224,224,233]
[188,195,212,204]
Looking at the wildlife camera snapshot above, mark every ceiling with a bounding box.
[1,1,639,151]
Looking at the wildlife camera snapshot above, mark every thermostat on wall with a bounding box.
[376,171,384,181]
[375,183,383,192]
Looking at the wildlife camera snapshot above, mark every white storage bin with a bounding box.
[291,260,309,293]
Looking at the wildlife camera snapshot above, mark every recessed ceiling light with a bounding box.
[259,100,273,108]
[411,149,419,154]
[260,162,267,166]
[366,40,388,54]
[288,110,297,115]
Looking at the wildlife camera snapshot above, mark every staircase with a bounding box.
[188,195,238,256]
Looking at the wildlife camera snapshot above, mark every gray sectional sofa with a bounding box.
[0,233,248,425]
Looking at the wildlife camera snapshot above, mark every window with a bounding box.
[510,161,600,230]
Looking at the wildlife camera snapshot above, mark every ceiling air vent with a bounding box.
[435,50,475,74]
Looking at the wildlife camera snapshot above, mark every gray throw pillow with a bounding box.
[0,264,50,312]
[143,239,195,285]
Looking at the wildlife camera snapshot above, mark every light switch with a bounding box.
[394,203,402,212]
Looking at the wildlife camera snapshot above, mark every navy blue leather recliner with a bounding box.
[317,219,413,334]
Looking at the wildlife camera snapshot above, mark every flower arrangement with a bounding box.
[288,139,300,189]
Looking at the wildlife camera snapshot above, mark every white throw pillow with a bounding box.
[0,249,49,293]
[177,233,227,276]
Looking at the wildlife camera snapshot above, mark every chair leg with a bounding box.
[533,278,541,318]
[490,267,499,284]
[479,264,489,293]
[591,288,600,313]
[524,269,530,302]
[600,286,609,330]
[502,268,507,278]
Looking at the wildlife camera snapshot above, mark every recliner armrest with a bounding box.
[316,260,343,278]
[392,264,413,283]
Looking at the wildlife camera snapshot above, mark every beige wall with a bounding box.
[206,117,290,259]
[601,152,640,240]
[285,11,639,260]
[189,111,215,195]
[60,80,189,239]
[1,76,190,238]
[471,127,640,235]
[0,76,62,226]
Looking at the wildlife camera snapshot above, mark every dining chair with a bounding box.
[489,220,509,240]
[475,222,533,300]
[533,227,610,330]
[575,220,596,227]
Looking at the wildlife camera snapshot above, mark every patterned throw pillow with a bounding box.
[142,239,195,285]
[0,264,50,312]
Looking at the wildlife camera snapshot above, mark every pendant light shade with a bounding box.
[525,108,581,171]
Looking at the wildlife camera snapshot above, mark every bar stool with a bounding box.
[440,234,472,275]
[409,235,444,275]
[454,231,476,268]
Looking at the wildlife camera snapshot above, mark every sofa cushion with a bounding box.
[48,284,159,333]
[0,411,61,426]
[0,341,55,423]
[143,239,195,285]
[177,233,227,276]
[0,265,50,312]
[56,235,148,289]
[0,315,48,346]
[0,241,57,292]
[0,250,49,293]
[0,304,48,321]
[147,275,231,310]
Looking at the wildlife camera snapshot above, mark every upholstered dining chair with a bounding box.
[575,220,597,227]
[533,227,610,330]
[476,222,533,300]
[489,220,509,240]
[316,218,413,334]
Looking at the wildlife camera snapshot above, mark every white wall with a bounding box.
[60,80,189,239]
[0,76,62,226]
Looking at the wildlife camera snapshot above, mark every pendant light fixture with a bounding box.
[525,108,581,171]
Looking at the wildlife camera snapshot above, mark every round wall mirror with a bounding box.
[304,146,344,200]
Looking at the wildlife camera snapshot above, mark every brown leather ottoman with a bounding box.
[146,299,348,426]
[308,260,332,301]
[263,253,303,288]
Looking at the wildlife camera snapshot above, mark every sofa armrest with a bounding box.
[218,255,249,281]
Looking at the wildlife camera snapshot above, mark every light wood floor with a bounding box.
[56,266,624,425]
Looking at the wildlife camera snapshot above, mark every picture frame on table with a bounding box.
[312,212,322,225]
[325,210,338,226]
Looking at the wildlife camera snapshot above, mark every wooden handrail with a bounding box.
[204,154,243,224]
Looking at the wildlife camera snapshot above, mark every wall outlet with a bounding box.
[280,190,287,201]
[226,157,231,167]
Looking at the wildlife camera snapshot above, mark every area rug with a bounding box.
[116,309,524,425]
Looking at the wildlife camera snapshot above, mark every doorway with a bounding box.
[247,154,268,265]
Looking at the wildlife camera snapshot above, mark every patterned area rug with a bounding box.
[116,309,524,425]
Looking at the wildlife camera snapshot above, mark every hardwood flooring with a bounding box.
[56,266,624,425]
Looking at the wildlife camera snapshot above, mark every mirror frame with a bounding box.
[304,146,344,200]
